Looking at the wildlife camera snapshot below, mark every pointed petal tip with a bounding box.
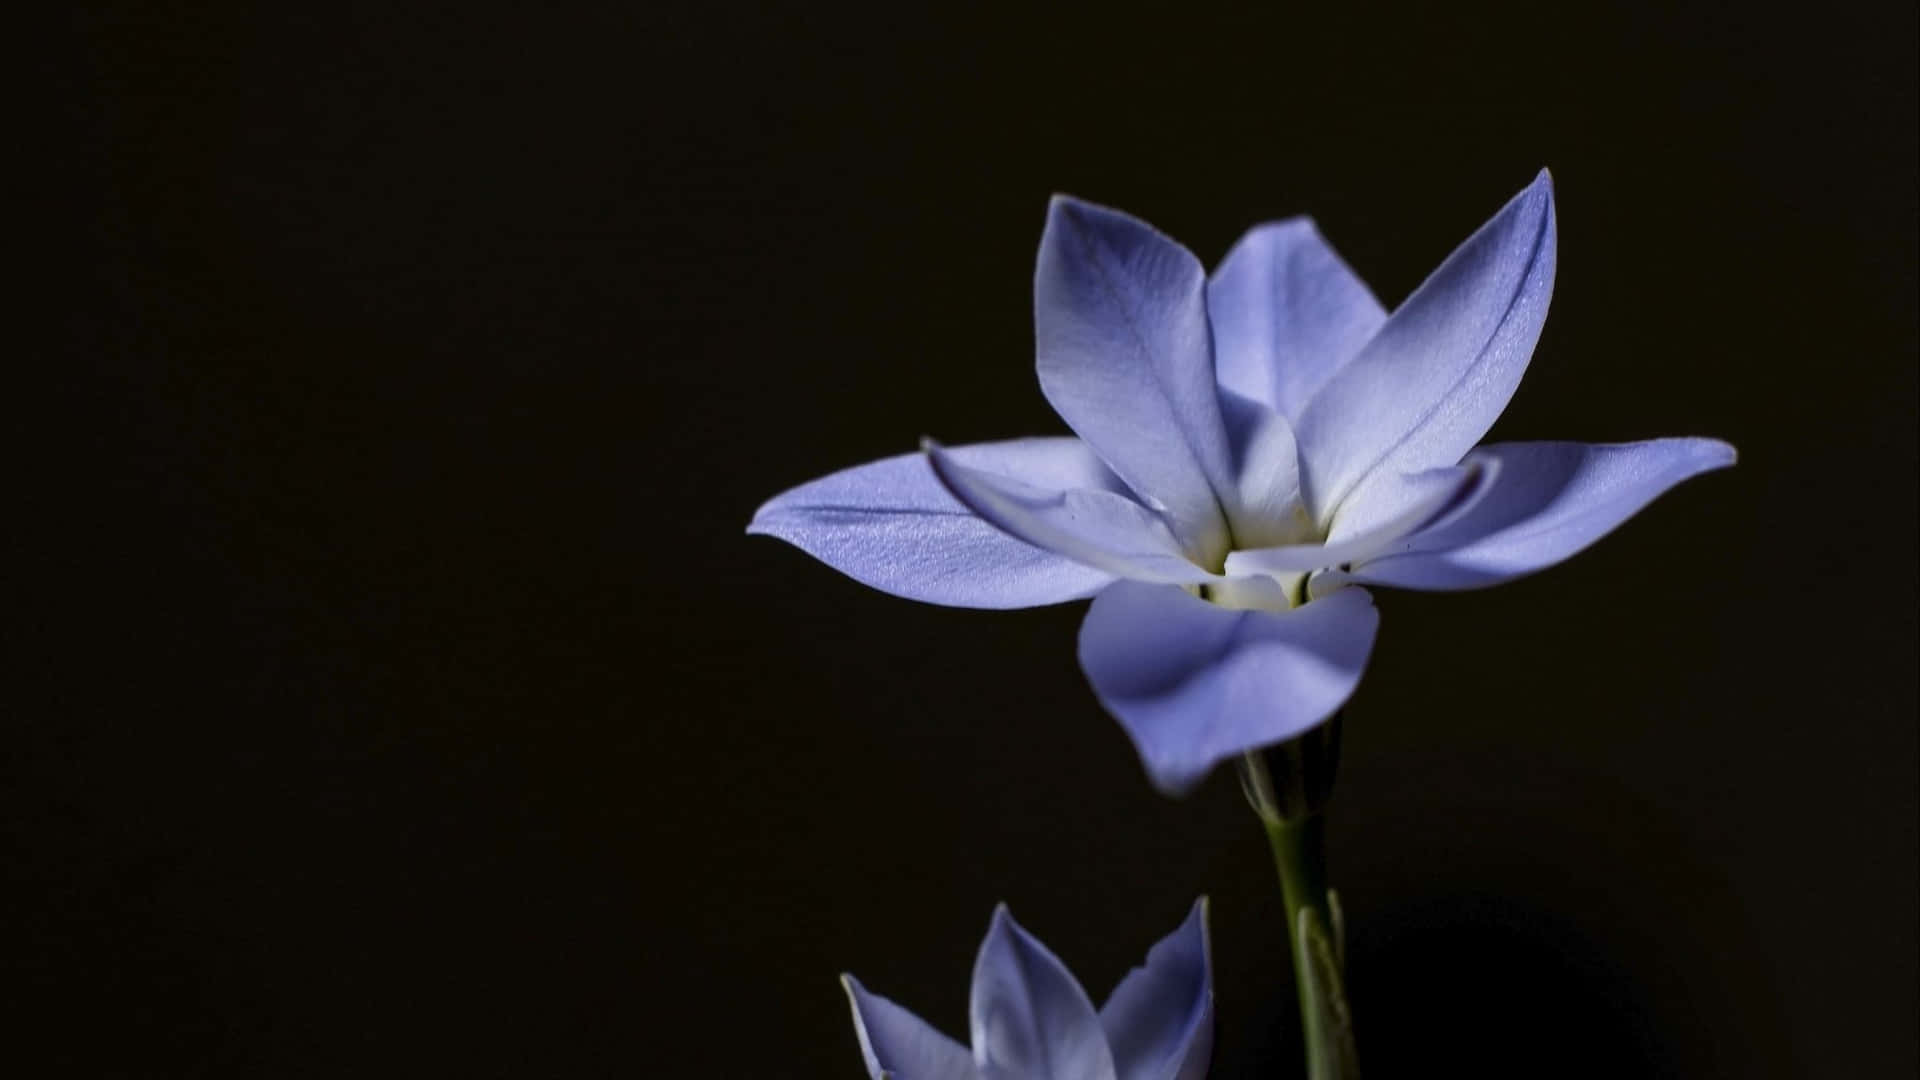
[1045,193,1109,233]
[916,438,956,489]
[980,902,1020,949]
[745,494,790,538]
[1239,214,1322,240]
[1046,191,1104,219]
[1042,192,1176,246]
[843,972,974,1080]
[1524,169,1556,214]
[744,494,781,536]
[1500,168,1555,224]
[1644,435,1738,472]
[841,972,879,1013]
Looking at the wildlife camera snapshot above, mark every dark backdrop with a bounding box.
[26,2,1916,1076]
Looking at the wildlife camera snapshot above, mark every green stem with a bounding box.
[1265,811,1336,1075]
[1240,731,1359,1080]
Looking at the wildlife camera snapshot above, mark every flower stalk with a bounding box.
[1239,720,1360,1079]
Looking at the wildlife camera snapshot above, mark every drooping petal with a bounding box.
[1035,196,1236,561]
[1224,465,1478,576]
[970,906,1118,1080]
[843,976,977,1080]
[927,442,1217,585]
[748,438,1118,609]
[1099,900,1214,1080]
[1208,217,1388,422]
[1340,438,1737,591]
[1294,171,1558,521]
[1078,583,1380,795]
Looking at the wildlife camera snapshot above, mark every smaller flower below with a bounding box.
[843,900,1213,1080]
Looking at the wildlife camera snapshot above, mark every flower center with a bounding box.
[1191,499,1328,611]
[1231,500,1324,552]
[1201,575,1303,612]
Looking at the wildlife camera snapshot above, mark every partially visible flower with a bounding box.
[843,901,1212,1080]
[751,172,1734,794]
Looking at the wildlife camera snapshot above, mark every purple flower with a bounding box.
[843,901,1212,1080]
[751,172,1734,794]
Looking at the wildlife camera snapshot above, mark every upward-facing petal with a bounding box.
[748,438,1117,609]
[971,906,1117,1080]
[1208,217,1387,422]
[1078,583,1380,795]
[1100,900,1213,1080]
[1216,390,1303,550]
[1035,196,1236,563]
[1294,171,1558,521]
[1338,438,1736,591]
[843,976,977,1080]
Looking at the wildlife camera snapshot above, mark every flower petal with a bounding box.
[1078,583,1380,795]
[1216,390,1303,549]
[1035,196,1236,561]
[1294,171,1558,521]
[843,976,977,1080]
[1100,899,1214,1080]
[1341,438,1737,590]
[971,906,1118,1080]
[927,442,1217,585]
[1224,465,1477,576]
[1208,217,1387,422]
[748,438,1118,609]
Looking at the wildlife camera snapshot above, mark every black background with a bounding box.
[26,2,1915,1076]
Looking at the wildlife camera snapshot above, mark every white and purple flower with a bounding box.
[843,901,1212,1080]
[751,172,1733,794]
